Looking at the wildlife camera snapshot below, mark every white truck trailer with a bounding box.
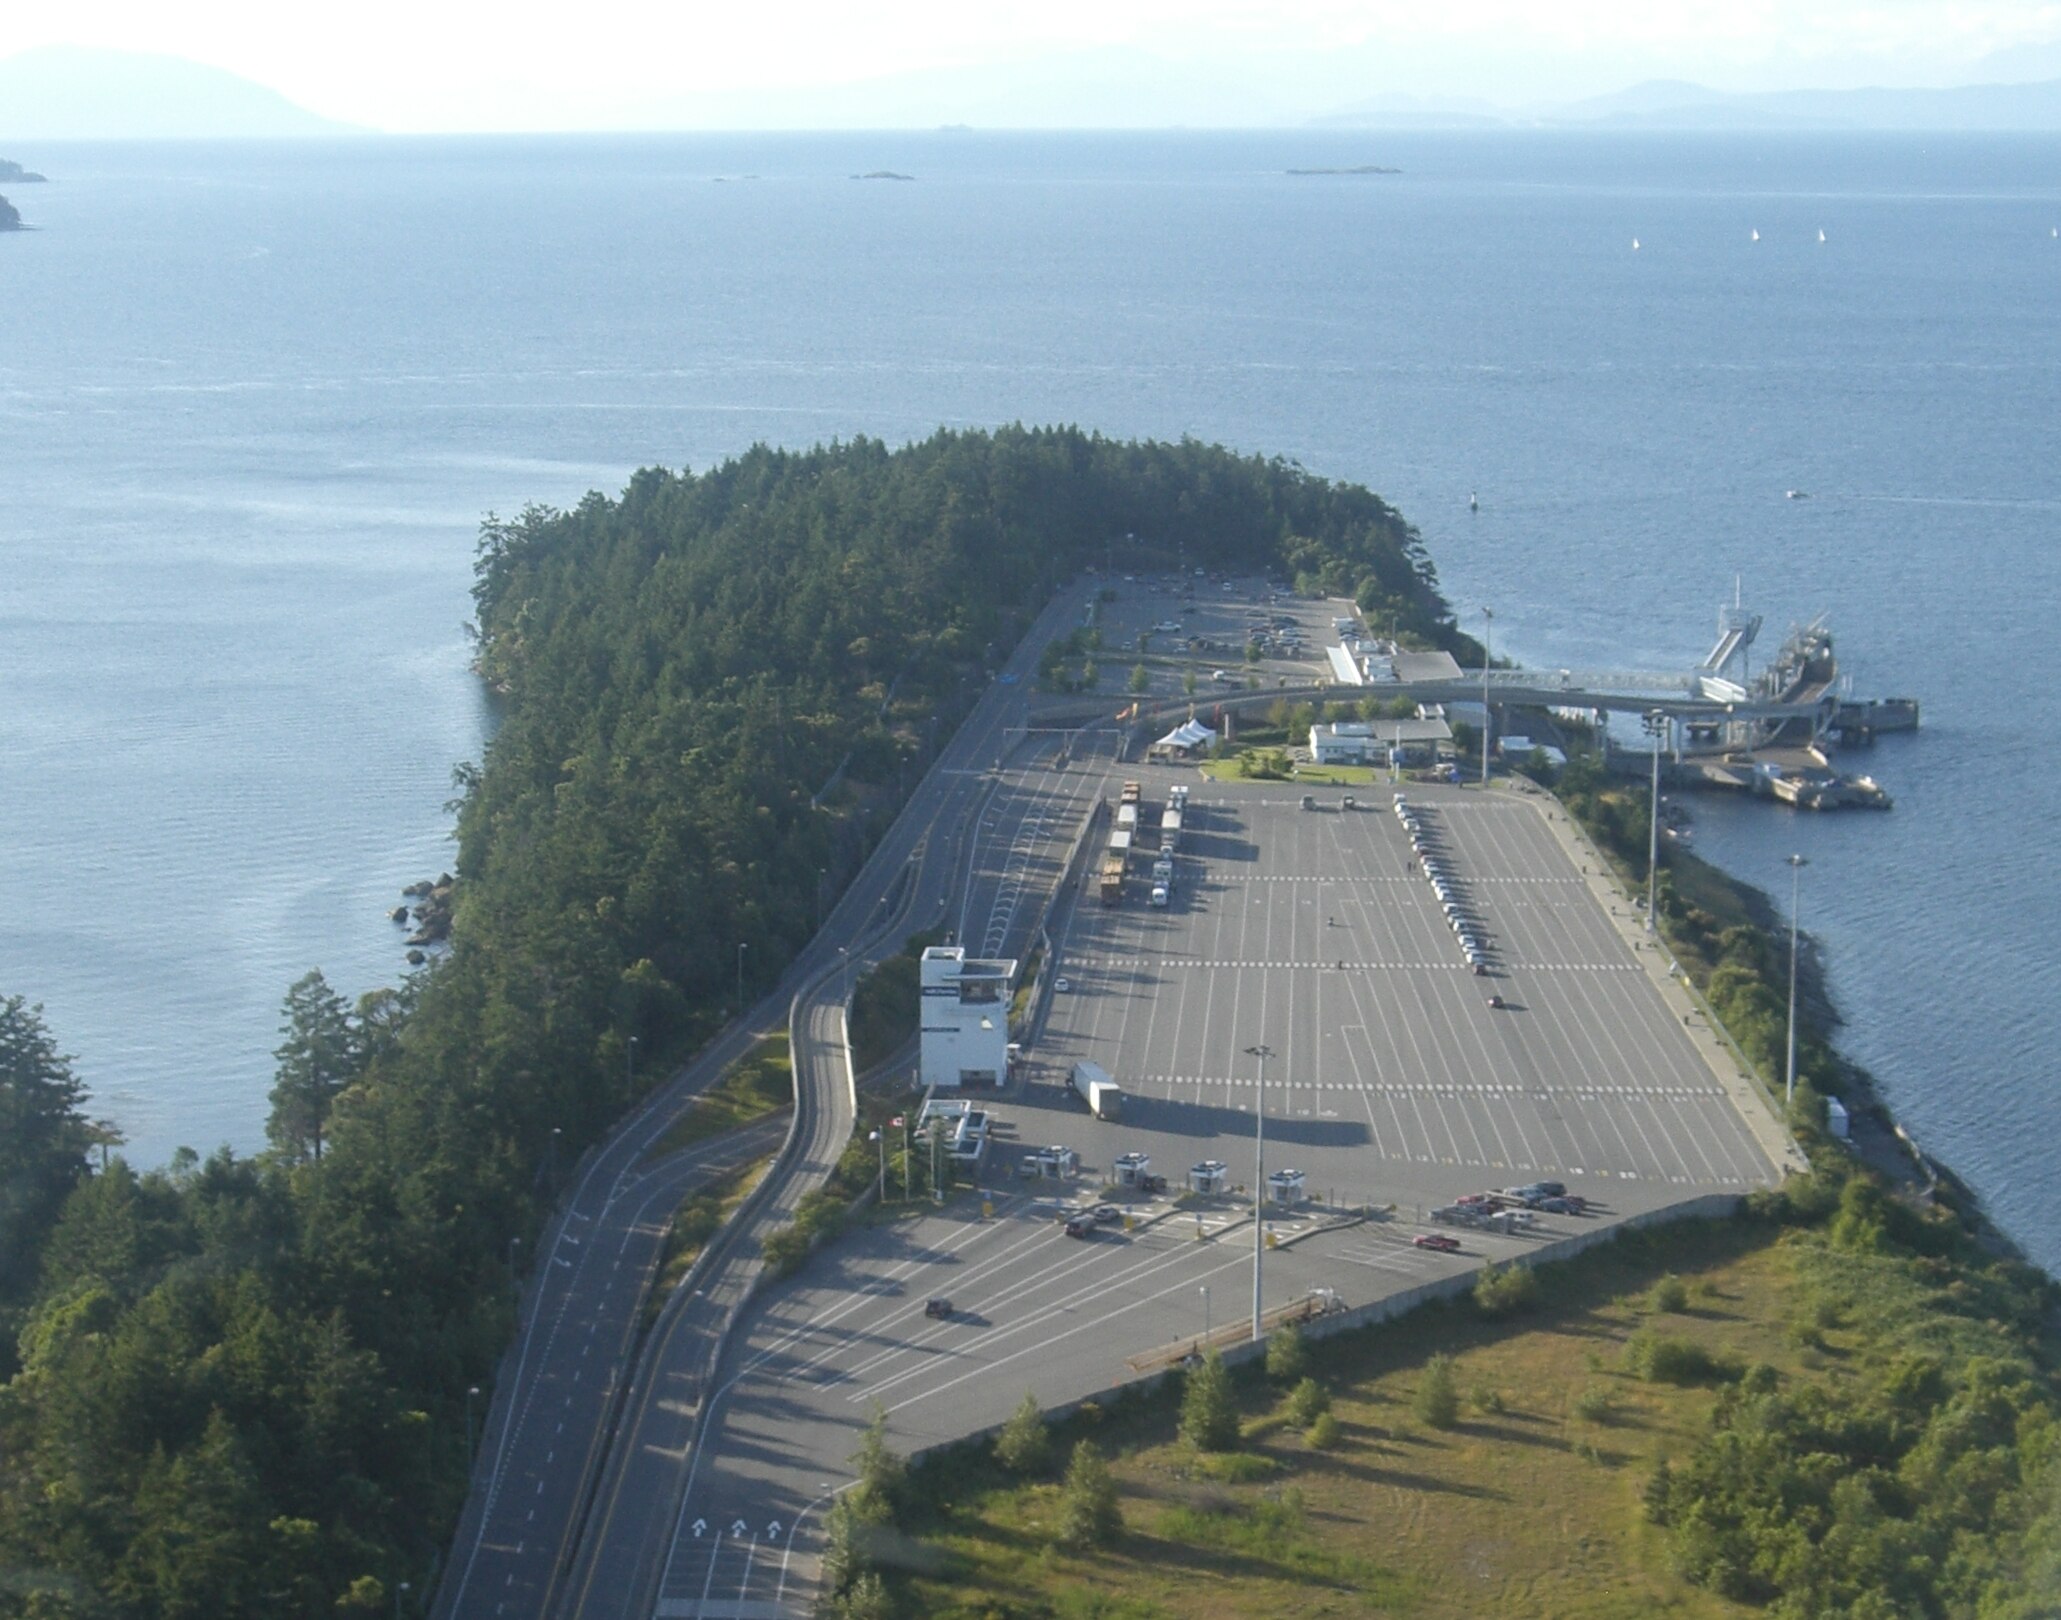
[1070,1061,1123,1121]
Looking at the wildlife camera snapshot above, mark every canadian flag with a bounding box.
[890,1116,906,1128]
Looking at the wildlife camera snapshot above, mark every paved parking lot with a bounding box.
[1034,778,1781,1216]
[655,770,1787,1618]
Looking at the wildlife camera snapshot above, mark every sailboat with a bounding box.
[1751,228,1760,242]
[1818,229,1827,243]
[1632,237,1641,251]
[1469,491,1479,513]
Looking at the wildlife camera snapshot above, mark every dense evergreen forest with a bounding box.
[0,428,1460,1616]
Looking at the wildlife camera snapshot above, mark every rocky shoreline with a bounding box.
[391,872,454,964]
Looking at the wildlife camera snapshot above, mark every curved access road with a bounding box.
[437,581,1092,1620]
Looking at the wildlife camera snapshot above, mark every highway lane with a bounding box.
[436,581,1094,1620]
[546,583,1099,1616]
[436,1118,788,1620]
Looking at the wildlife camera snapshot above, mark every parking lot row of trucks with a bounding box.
[1101,781,1147,904]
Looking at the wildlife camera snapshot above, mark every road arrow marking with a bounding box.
[692,1518,706,1537]
[732,1518,748,1536]
[768,1520,783,1537]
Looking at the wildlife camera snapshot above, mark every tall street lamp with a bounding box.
[1200,1283,1211,1347]
[1479,608,1493,787]
[1643,709,1669,933]
[625,1034,637,1097]
[464,1384,480,1458]
[1785,853,1809,1109]
[736,941,749,1015]
[1243,1044,1273,1342]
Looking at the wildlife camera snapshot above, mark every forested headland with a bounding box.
[0,428,1461,1616]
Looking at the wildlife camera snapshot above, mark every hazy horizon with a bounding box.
[5,6,2061,138]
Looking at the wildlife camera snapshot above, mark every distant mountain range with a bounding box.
[5,40,2061,137]
[0,45,360,139]
[1317,74,2061,130]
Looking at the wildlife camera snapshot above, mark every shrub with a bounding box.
[1572,1384,1615,1424]
[1180,1349,1240,1452]
[1055,1439,1122,1549]
[1304,1411,1341,1450]
[1284,1377,1330,1428]
[1647,1273,1690,1313]
[1474,1262,1540,1318]
[995,1391,1050,1475]
[1266,1322,1307,1384]
[1622,1330,1739,1387]
[1413,1354,1460,1429]
[1468,1383,1505,1415]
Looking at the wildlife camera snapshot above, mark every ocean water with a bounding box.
[3,130,2056,1267]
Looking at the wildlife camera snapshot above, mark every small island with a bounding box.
[1286,164,1402,176]
[851,170,915,181]
[0,158,48,183]
[0,195,22,232]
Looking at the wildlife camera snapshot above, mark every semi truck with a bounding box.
[1120,780,1143,806]
[1098,855,1126,905]
[1071,1061,1123,1120]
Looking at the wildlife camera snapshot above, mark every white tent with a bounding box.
[1153,719,1217,753]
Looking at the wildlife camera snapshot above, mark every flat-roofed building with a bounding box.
[1307,716,1454,766]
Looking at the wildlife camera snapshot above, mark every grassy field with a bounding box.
[895,1215,1807,1620]
[639,1033,792,1166]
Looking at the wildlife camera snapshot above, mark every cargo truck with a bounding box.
[1120,780,1142,806]
[1071,1061,1123,1120]
[1098,856,1125,905]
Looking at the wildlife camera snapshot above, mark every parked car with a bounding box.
[1063,1216,1095,1239]
[924,1297,954,1319]
[1092,1203,1124,1226]
[1486,994,1507,1009]
[1413,1233,1462,1252]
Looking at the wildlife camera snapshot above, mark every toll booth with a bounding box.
[1021,1145,1079,1180]
[1189,1159,1228,1195]
[1113,1151,1152,1189]
[1267,1168,1308,1206]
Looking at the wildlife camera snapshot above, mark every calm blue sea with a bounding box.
[3,130,2056,1266]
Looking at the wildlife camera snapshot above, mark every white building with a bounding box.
[919,946,1017,1089]
[1307,717,1454,766]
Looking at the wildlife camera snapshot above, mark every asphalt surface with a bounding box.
[442,570,1795,1620]
[538,582,1105,1619]
[621,772,1789,1620]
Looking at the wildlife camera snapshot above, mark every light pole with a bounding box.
[1785,853,1808,1110]
[1643,709,1669,933]
[394,1580,410,1620]
[870,1128,885,1201]
[1479,607,1493,786]
[736,942,748,1015]
[1200,1283,1211,1347]
[1243,1043,1273,1342]
[625,1033,637,1097]
[464,1384,480,1458]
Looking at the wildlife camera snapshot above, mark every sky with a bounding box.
[8,0,2061,131]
